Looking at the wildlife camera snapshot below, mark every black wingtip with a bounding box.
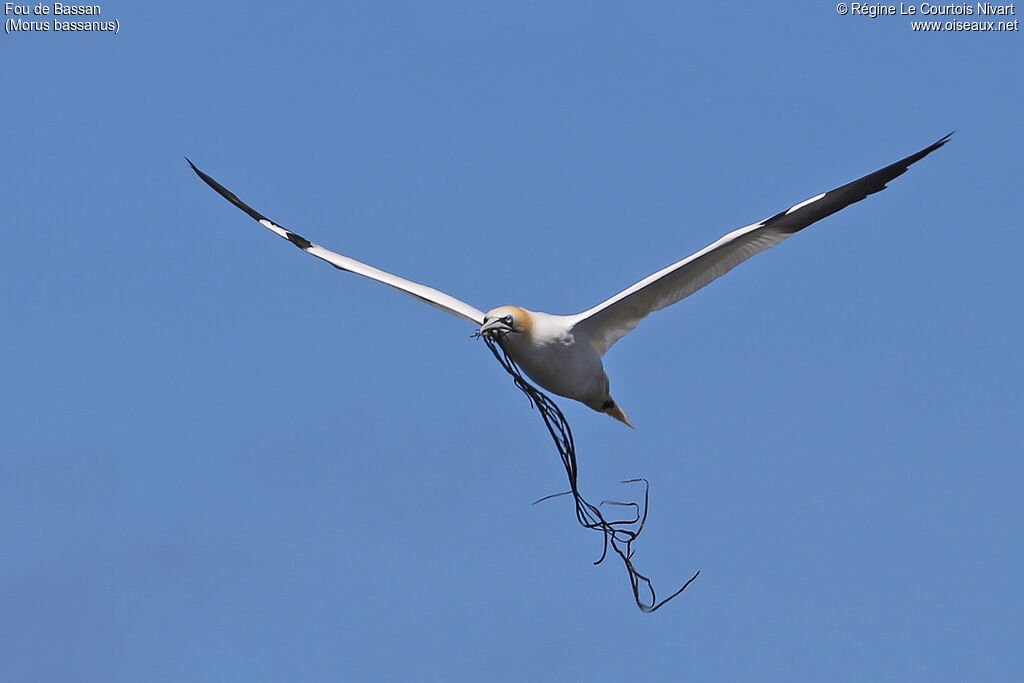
[893,131,954,173]
[911,131,954,162]
[760,132,954,234]
[185,158,268,224]
[929,131,955,151]
[184,157,206,180]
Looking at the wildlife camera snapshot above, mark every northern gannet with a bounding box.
[188,133,951,427]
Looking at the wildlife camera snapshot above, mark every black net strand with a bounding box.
[479,333,699,612]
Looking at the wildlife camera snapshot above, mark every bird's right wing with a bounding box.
[187,160,486,326]
[572,133,952,355]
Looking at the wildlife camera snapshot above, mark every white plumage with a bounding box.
[189,134,951,427]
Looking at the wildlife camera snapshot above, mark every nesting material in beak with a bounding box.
[479,319,511,337]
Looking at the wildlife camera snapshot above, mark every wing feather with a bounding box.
[187,160,486,326]
[573,133,952,355]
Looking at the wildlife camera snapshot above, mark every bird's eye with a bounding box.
[503,315,513,325]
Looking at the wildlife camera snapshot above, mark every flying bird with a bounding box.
[188,134,950,427]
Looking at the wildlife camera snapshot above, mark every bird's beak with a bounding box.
[479,319,511,337]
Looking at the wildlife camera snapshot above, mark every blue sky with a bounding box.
[3,2,1021,681]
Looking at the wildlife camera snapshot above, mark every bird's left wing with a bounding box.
[187,160,486,326]
[572,133,952,356]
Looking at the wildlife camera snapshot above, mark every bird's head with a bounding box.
[480,306,532,338]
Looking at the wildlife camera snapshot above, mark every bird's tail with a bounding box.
[604,400,634,429]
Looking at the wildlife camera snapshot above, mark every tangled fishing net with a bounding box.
[480,334,699,612]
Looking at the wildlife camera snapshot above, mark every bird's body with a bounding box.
[483,305,626,419]
[188,133,951,427]
[482,305,631,425]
